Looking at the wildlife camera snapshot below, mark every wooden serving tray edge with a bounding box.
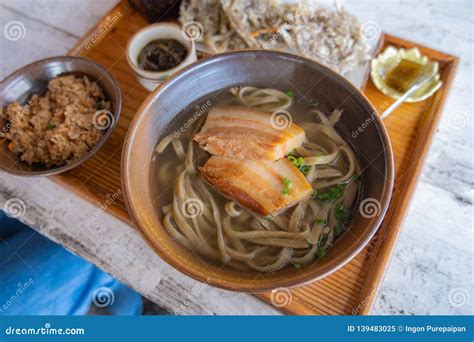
[354,34,459,315]
[51,3,459,315]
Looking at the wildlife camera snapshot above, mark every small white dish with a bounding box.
[126,22,197,91]
[371,46,442,102]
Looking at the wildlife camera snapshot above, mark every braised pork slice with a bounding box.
[200,155,313,216]
[193,106,305,160]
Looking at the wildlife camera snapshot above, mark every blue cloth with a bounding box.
[0,211,142,315]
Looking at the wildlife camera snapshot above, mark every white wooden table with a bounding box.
[0,0,472,315]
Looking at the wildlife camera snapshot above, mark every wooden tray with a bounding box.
[54,2,459,315]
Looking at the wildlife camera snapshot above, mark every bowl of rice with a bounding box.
[0,56,121,176]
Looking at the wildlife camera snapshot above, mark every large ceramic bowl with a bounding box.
[122,50,394,292]
[0,56,121,176]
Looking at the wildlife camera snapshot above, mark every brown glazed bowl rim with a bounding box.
[0,56,122,177]
[122,50,394,292]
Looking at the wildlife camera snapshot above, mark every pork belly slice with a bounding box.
[200,156,313,216]
[193,106,306,160]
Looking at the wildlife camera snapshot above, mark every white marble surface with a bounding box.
[0,0,472,315]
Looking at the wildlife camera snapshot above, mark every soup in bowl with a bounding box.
[122,51,394,291]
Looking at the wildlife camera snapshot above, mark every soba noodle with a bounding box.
[155,87,360,272]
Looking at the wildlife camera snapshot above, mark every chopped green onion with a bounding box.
[334,224,346,237]
[314,218,327,225]
[300,165,311,175]
[315,237,326,259]
[313,184,346,201]
[285,90,294,99]
[288,155,304,168]
[315,245,325,259]
[288,155,298,166]
[47,122,56,130]
[282,177,293,195]
[335,203,350,224]
[334,203,351,237]
[288,155,310,175]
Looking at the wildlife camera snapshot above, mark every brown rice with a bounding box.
[0,75,111,166]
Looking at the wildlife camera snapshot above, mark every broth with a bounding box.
[152,87,361,272]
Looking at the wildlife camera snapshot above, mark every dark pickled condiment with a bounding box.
[137,39,187,72]
[384,59,424,93]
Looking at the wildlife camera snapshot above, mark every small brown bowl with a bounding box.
[122,50,394,292]
[0,56,121,176]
